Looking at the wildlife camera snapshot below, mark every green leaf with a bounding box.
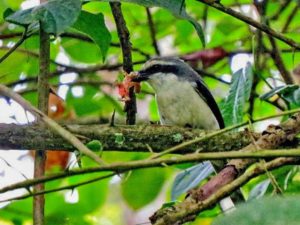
[5,0,81,35]
[72,11,111,61]
[260,85,300,106]
[114,133,125,145]
[105,0,205,46]
[213,196,300,225]
[62,38,103,63]
[121,168,166,210]
[171,162,214,200]
[260,85,298,100]
[222,63,253,126]
[3,8,14,19]
[86,140,103,152]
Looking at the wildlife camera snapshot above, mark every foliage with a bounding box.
[1,0,300,224]
[222,63,253,126]
[171,162,214,200]
[213,196,300,225]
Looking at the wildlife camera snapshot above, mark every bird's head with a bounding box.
[132,57,196,91]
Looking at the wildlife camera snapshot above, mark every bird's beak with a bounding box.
[131,70,149,82]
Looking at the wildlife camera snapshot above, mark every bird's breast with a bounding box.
[155,80,220,130]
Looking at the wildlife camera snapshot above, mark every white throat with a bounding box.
[147,73,179,93]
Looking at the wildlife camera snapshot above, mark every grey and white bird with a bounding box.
[132,57,235,211]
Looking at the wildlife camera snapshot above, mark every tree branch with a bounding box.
[282,3,299,33]
[0,123,253,152]
[268,35,294,84]
[150,112,300,224]
[110,2,136,125]
[0,30,27,64]
[1,108,300,152]
[197,1,300,50]
[0,32,151,59]
[0,84,105,165]
[33,18,49,225]
[5,60,146,88]
[1,148,300,198]
[151,157,298,225]
[146,8,160,56]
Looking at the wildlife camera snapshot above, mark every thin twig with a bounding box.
[0,84,106,165]
[0,30,27,64]
[0,149,300,196]
[1,148,300,196]
[0,32,151,59]
[5,60,146,88]
[197,1,300,50]
[146,8,160,56]
[282,4,299,33]
[150,108,300,159]
[270,0,292,20]
[0,173,115,203]
[268,35,294,84]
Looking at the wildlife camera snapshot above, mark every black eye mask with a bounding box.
[132,64,180,82]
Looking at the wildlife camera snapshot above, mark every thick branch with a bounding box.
[110,3,132,73]
[151,112,300,224]
[0,123,252,153]
[34,18,49,225]
[110,2,136,125]
[151,157,298,225]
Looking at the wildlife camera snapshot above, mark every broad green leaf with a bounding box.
[222,63,253,126]
[171,162,214,200]
[121,168,166,210]
[5,0,81,35]
[62,38,103,63]
[213,196,300,225]
[72,11,111,61]
[104,0,205,46]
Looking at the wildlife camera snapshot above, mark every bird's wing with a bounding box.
[193,79,225,129]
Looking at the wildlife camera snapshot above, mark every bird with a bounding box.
[132,57,235,211]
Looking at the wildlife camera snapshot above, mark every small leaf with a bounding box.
[260,85,300,106]
[222,63,253,126]
[114,133,125,145]
[171,162,214,200]
[213,196,300,225]
[260,85,298,100]
[161,201,179,208]
[3,8,14,19]
[72,11,111,61]
[172,133,183,143]
[86,140,103,152]
[248,179,270,201]
[5,0,81,35]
